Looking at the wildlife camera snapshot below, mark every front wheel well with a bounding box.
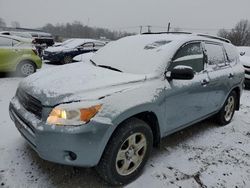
[16,59,37,70]
[134,112,161,147]
[232,87,241,110]
[113,112,161,147]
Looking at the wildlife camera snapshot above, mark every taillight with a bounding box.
[32,49,38,55]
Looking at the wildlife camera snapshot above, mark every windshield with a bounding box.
[91,35,173,74]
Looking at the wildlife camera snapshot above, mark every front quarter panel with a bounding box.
[95,77,166,137]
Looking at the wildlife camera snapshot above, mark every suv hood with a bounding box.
[19,63,147,106]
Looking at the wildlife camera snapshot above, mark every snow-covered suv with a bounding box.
[9,33,244,185]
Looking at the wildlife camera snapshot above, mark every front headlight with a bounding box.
[47,104,102,126]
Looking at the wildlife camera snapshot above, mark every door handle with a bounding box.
[201,79,210,86]
[228,73,234,78]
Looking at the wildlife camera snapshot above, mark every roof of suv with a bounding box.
[141,32,231,43]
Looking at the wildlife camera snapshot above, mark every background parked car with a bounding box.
[29,31,54,47]
[0,34,42,76]
[43,39,105,64]
[237,46,250,88]
[0,30,54,57]
[0,31,33,39]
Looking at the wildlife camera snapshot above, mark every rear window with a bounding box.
[224,44,239,62]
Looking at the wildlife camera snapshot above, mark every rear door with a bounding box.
[0,36,19,71]
[203,42,233,112]
[164,41,211,133]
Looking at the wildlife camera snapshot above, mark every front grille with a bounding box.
[16,89,42,119]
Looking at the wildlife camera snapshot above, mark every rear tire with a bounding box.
[96,118,153,185]
[216,91,237,126]
[17,61,36,77]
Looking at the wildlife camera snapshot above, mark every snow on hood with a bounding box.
[92,34,187,74]
[73,52,95,62]
[45,46,67,53]
[19,63,147,106]
[240,55,250,66]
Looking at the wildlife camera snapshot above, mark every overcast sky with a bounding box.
[1,0,250,34]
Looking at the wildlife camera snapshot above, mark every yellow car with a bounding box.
[0,34,42,76]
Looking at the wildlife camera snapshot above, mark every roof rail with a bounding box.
[195,33,231,43]
[141,31,231,43]
[142,31,193,35]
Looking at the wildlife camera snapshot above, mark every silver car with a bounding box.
[9,33,244,185]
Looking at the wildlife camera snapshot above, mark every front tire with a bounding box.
[17,61,36,77]
[96,118,153,185]
[62,55,73,64]
[216,91,237,125]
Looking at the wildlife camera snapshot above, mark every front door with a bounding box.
[164,41,211,134]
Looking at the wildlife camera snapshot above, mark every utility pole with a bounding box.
[140,26,143,34]
[147,25,151,33]
[167,22,171,32]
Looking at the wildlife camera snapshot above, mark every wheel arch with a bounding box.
[231,86,241,110]
[16,59,37,71]
[110,110,162,148]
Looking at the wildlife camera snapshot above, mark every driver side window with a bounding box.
[169,42,204,73]
[81,42,94,50]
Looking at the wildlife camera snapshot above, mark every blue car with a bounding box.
[43,39,105,64]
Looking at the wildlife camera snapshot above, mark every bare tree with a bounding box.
[42,21,134,40]
[11,21,21,28]
[0,17,6,28]
[218,19,250,46]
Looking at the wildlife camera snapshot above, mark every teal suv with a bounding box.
[9,33,244,185]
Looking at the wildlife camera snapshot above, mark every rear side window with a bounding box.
[82,42,94,50]
[169,42,204,72]
[94,42,105,50]
[205,43,225,65]
[224,43,239,63]
[0,37,13,47]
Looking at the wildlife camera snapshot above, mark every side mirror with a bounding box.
[240,52,246,56]
[166,65,194,80]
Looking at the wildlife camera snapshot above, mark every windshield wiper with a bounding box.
[97,65,122,72]
[90,59,97,66]
[90,60,122,72]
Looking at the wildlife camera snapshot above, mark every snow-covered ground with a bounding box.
[0,63,250,188]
